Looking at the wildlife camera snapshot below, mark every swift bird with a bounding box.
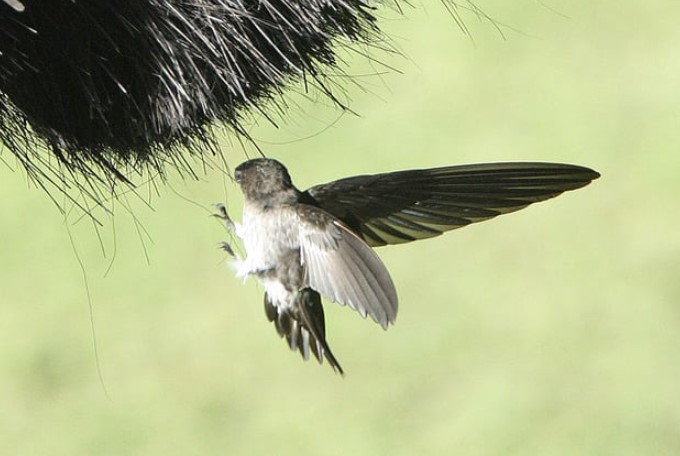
[216,158,599,374]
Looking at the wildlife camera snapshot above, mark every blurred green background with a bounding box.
[2,1,680,454]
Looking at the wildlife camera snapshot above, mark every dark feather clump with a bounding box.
[0,0,383,203]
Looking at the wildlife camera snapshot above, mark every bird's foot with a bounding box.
[219,241,237,258]
[212,203,235,232]
[214,203,244,262]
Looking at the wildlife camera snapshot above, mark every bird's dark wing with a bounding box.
[303,162,600,247]
[296,205,398,329]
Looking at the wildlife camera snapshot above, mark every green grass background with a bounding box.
[1,1,679,454]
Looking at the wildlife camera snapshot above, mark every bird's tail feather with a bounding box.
[264,289,344,375]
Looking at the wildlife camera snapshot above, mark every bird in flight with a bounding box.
[216,158,599,374]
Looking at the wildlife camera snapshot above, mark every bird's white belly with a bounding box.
[235,205,300,278]
[233,205,303,309]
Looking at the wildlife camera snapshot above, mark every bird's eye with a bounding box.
[234,169,243,182]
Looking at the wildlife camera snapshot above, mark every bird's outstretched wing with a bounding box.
[296,205,398,329]
[303,162,600,247]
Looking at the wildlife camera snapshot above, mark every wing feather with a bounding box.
[304,162,600,246]
[297,205,398,328]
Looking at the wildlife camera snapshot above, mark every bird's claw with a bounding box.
[219,241,237,258]
[212,202,235,231]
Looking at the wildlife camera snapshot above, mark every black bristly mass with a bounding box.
[0,0,401,208]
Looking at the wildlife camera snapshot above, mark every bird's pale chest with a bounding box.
[237,203,301,272]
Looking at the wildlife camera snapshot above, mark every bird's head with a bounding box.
[234,158,297,204]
